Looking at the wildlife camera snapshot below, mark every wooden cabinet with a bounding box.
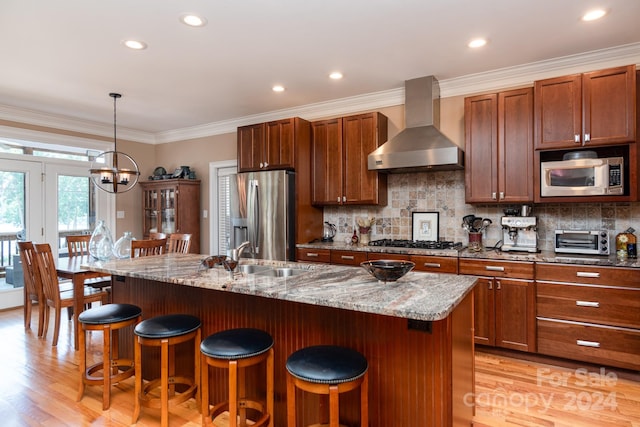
[238,118,299,172]
[534,65,636,150]
[296,248,331,264]
[536,263,640,370]
[140,179,200,253]
[410,254,458,274]
[330,249,368,266]
[459,259,536,352]
[311,112,388,206]
[465,88,533,203]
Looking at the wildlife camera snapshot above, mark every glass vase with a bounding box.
[89,220,114,261]
[113,231,134,259]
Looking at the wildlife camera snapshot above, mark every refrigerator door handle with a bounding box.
[247,179,260,254]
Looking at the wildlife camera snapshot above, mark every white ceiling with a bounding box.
[1,0,640,143]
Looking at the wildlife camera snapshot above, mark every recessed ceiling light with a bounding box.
[122,39,147,50]
[582,9,607,21]
[272,85,285,92]
[180,14,207,27]
[468,38,487,48]
[329,72,343,80]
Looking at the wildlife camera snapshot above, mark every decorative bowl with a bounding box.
[360,260,415,282]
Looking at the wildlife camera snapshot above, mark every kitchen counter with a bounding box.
[87,254,476,426]
[89,254,477,321]
[297,241,640,267]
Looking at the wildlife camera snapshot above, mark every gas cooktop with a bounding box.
[368,239,463,250]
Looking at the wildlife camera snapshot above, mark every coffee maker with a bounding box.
[501,206,538,252]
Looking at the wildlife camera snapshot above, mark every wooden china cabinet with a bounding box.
[140,179,200,253]
[534,65,636,150]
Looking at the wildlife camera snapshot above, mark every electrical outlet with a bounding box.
[116,210,125,219]
[203,210,208,218]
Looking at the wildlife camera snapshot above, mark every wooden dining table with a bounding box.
[56,255,110,350]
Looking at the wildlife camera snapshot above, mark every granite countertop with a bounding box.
[297,242,640,268]
[87,254,478,322]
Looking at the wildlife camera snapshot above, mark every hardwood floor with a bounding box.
[2,305,639,426]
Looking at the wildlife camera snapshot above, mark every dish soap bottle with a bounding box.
[615,227,636,259]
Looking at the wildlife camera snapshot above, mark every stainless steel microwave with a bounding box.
[540,157,623,197]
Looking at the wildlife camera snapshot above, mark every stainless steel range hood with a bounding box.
[368,76,464,172]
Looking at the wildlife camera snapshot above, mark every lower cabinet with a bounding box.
[459,259,536,352]
[296,248,330,263]
[536,263,640,370]
[330,249,368,266]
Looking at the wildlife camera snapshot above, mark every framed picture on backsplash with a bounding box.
[412,211,439,241]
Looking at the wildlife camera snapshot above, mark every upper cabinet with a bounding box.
[534,65,636,150]
[311,112,388,206]
[465,87,534,203]
[238,118,298,172]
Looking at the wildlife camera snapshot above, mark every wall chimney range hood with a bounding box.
[368,76,464,172]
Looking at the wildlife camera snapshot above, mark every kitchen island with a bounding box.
[89,254,478,426]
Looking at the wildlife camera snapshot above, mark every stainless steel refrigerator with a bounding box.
[228,170,295,261]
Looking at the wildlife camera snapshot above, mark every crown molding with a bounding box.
[0,104,156,144]
[440,42,640,97]
[0,125,112,151]
[2,43,639,145]
[154,88,404,143]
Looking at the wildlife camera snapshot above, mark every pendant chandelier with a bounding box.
[89,93,140,193]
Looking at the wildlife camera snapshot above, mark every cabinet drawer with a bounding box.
[459,259,534,279]
[537,318,640,371]
[411,255,458,274]
[536,263,640,289]
[296,248,330,263]
[537,281,640,328]
[331,250,368,266]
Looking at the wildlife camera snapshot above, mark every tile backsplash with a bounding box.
[323,170,640,251]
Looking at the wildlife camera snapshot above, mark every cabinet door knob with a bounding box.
[499,192,504,200]
[584,133,590,143]
[264,161,269,168]
[496,280,501,290]
[491,192,497,200]
[259,162,264,168]
[574,134,581,143]
[342,196,346,202]
[488,280,493,290]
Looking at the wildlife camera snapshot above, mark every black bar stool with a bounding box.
[77,303,142,410]
[286,345,368,427]
[200,328,274,427]
[132,314,201,427]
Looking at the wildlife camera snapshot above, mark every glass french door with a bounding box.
[0,159,43,309]
[0,157,113,308]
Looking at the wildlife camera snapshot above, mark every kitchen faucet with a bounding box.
[229,241,251,261]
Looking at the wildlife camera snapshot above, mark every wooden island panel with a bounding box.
[113,277,474,426]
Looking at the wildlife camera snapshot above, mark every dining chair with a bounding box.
[149,232,167,240]
[18,241,45,337]
[65,234,112,300]
[33,243,109,346]
[131,238,167,258]
[65,234,91,257]
[167,233,192,254]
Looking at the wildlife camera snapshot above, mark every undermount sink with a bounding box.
[237,264,273,274]
[237,264,306,278]
[254,267,305,278]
